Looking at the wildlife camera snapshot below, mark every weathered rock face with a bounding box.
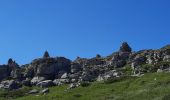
[97,70,120,81]
[36,80,54,88]
[31,76,46,85]
[25,57,71,80]
[0,59,21,81]
[22,78,31,86]
[0,42,170,90]
[0,80,21,90]
[71,62,82,73]
[0,65,10,81]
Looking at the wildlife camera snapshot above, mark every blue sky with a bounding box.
[0,0,170,65]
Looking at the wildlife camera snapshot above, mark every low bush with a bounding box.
[104,76,136,84]
[80,81,91,87]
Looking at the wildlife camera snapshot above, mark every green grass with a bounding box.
[1,72,170,100]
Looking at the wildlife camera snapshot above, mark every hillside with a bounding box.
[0,42,170,100]
[1,73,170,100]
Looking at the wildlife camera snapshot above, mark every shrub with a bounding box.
[162,94,170,100]
[80,82,90,87]
[0,87,31,99]
[104,76,136,84]
[141,64,158,73]
[121,65,133,75]
[73,94,82,98]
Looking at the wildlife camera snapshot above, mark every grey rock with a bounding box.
[61,73,68,79]
[40,88,49,94]
[27,57,71,80]
[68,83,80,89]
[53,79,63,86]
[0,80,21,90]
[22,79,31,86]
[28,89,39,94]
[71,62,82,73]
[31,76,46,85]
[36,80,54,88]
[97,70,120,81]
[0,65,10,81]
[53,79,69,85]
[163,55,170,61]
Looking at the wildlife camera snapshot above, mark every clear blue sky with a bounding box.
[0,0,170,65]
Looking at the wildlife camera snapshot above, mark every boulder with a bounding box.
[60,73,68,79]
[53,79,69,85]
[163,55,170,61]
[28,89,39,94]
[53,79,63,86]
[40,88,49,94]
[96,75,104,82]
[68,83,80,89]
[97,70,120,81]
[22,79,31,86]
[27,57,71,80]
[31,76,46,85]
[71,62,82,73]
[36,80,54,88]
[10,69,23,79]
[0,80,21,90]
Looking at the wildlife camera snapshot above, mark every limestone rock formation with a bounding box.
[0,42,170,90]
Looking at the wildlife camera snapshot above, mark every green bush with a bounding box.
[121,65,133,75]
[162,94,170,100]
[73,94,82,98]
[104,76,136,84]
[80,82,90,87]
[141,64,158,73]
[0,87,31,99]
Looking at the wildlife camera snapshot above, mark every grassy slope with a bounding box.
[1,72,170,100]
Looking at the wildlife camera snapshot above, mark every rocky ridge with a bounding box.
[0,42,170,90]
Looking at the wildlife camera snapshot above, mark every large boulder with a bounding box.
[0,59,20,81]
[28,89,39,94]
[0,80,21,90]
[53,78,70,85]
[40,88,49,94]
[26,57,71,80]
[71,62,82,73]
[36,80,54,88]
[97,70,120,81]
[10,68,23,79]
[22,78,31,86]
[68,83,80,89]
[31,76,46,85]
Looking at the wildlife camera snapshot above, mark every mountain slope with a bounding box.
[0,72,170,100]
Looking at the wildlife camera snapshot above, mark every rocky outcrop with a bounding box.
[0,59,21,81]
[0,65,10,81]
[0,42,170,90]
[25,56,71,80]
[0,80,21,90]
[36,80,54,88]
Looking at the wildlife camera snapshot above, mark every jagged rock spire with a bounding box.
[119,42,132,52]
[43,51,50,58]
[96,54,101,58]
[8,58,13,65]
